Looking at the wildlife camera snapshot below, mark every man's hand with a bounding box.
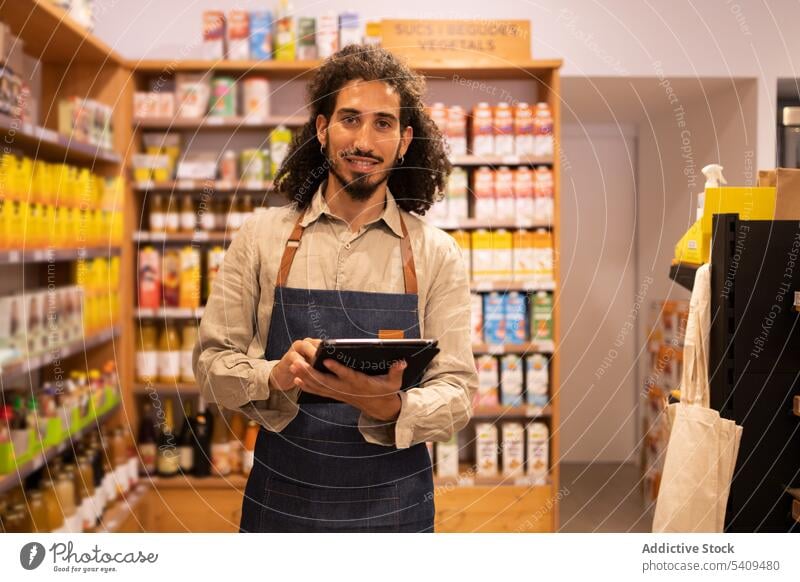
[290,357,407,421]
[268,338,321,391]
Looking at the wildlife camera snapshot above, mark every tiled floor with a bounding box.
[558,462,654,532]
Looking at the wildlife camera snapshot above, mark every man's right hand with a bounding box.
[268,338,321,391]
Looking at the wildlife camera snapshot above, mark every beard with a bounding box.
[325,142,398,202]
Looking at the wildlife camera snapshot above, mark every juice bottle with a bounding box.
[178,246,201,309]
[205,246,225,300]
[162,249,181,308]
[138,246,161,309]
[158,323,181,383]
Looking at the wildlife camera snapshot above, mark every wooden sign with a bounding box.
[380,19,531,64]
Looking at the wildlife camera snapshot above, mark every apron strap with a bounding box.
[275,204,418,294]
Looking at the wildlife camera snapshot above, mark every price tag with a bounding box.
[32,250,44,262]
[488,344,505,355]
[244,180,263,191]
[195,307,206,318]
[8,250,20,263]
[136,181,154,191]
[216,180,233,191]
[457,475,475,487]
[192,231,209,242]
[501,155,520,164]
[513,476,533,487]
[475,281,493,292]
[206,117,225,126]
[525,405,543,418]
[244,116,266,126]
[31,455,44,470]
[149,232,166,242]
[22,123,34,136]
[39,128,59,142]
[176,180,195,190]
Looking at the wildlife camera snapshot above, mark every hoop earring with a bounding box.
[397,155,404,165]
[320,144,325,155]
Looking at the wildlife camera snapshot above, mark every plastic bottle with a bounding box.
[697,164,727,221]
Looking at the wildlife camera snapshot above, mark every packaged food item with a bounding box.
[179,195,195,232]
[514,167,535,222]
[316,13,339,59]
[475,422,498,476]
[450,230,471,278]
[533,102,554,157]
[202,11,226,60]
[494,102,515,156]
[428,102,448,134]
[179,247,201,309]
[162,249,181,308]
[158,323,181,383]
[219,150,238,183]
[482,292,505,344]
[533,166,554,223]
[512,229,536,281]
[226,11,250,60]
[446,105,467,156]
[494,166,515,220]
[475,355,499,407]
[471,229,493,281]
[502,422,525,477]
[470,293,483,344]
[514,102,535,156]
[273,1,295,61]
[526,421,549,483]
[531,291,553,342]
[493,229,513,280]
[533,228,554,284]
[210,77,237,117]
[296,17,317,60]
[504,291,527,344]
[435,435,459,477]
[526,354,549,408]
[447,167,469,220]
[176,74,210,119]
[136,321,159,381]
[138,247,161,309]
[473,166,495,218]
[249,11,273,60]
[240,149,265,182]
[338,12,361,48]
[269,125,292,176]
[243,78,270,122]
[472,102,494,156]
[500,355,524,406]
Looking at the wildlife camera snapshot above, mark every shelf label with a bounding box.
[32,251,45,261]
[206,117,225,126]
[176,180,195,190]
[244,180,263,191]
[525,405,543,417]
[244,117,266,126]
[7,251,20,263]
[149,232,166,241]
[474,281,493,292]
[487,344,505,355]
[137,181,155,190]
[216,180,233,191]
[501,155,520,164]
[192,231,210,242]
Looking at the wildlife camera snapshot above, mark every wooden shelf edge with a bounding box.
[473,341,554,355]
[0,246,121,265]
[145,474,248,490]
[93,483,148,532]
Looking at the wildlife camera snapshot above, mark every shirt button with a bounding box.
[345,243,351,250]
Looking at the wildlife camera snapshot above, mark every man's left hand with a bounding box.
[289,358,407,421]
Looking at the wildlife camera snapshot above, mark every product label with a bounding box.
[178,446,194,471]
[180,350,195,381]
[136,351,158,379]
[180,211,196,231]
[158,352,180,379]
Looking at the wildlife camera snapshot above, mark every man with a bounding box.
[193,45,477,533]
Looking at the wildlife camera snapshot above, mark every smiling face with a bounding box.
[316,79,413,201]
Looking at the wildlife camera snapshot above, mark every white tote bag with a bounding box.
[652,264,743,532]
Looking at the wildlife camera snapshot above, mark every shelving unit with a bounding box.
[124,54,562,533]
[0,0,134,506]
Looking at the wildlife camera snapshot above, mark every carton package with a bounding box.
[475,355,499,407]
[526,354,549,408]
[203,11,226,60]
[176,74,210,119]
[502,422,525,477]
[250,11,273,60]
[513,229,536,281]
[504,291,527,344]
[435,436,459,477]
[475,422,498,476]
[483,292,505,344]
[493,229,513,280]
[449,230,471,278]
[316,13,339,59]
[500,355,524,406]
[470,293,483,344]
[526,421,549,484]
[473,166,495,218]
[338,12,361,48]
[447,167,469,219]
[296,17,318,60]
[471,230,494,281]
[494,166,515,220]
[226,11,250,60]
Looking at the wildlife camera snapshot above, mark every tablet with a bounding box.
[312,339,440,390]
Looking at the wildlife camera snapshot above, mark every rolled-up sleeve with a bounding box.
[359,233,477,448]
[192,217,276,411]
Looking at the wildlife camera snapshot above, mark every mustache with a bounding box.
[337,149,384,164]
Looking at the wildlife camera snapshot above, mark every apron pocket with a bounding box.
[259,474,401,532]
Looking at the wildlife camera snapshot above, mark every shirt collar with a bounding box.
[299,182,405,238]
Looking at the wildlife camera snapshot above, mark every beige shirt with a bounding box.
[192,186,477,449]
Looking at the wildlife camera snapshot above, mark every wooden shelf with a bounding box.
[92,483,149,533]
[0,246,121,265]
[135,307,204,319]
[132,59,563,79]
[473,341,554,355]
[0,113,121,165]
[134,231,234,244]
[133,179,275,193]
[0,0,123,64]
[450,154,553,166]
[433,463,550,487]
[470,280,555,293]
[472,404,552,420]
[0,326,121,385]
[428,218,553,230]
[0,401,121,495]
[146,474,248,490]
[133,115,307,130]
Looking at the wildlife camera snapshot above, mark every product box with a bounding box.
[504,291,527,344]
[493,229,513,280]
[515,167,535,221]
[273,14,295,61]
[500,355,524,406]
[202,11,226,60]
[446,106,467,156]
[470,293,483,344]
[179,247,201,309]
[176,74,210,119]
[475,422,498,477]
[475,355,499,407]
[269,126,292,176]
[138,247,161,309]
[483,292,506,344]
[502,422,525,477]
[512,229,536,281]
[226,11,250,60]
[531,291,553,343]
[435,435,459,478]
[526,421,549,484]
[473,166,495,218]
[472,103,494,156]
[338,12,361,48]
[526,354,549,409]
[243,78,270,122]
[470,230,494,281]
[250,11,273,60]
[494,103,515,156]
[533,229,554,284]
[533,166,554,224]
[514,102,535,156]
[316,13,339,59]
[494,166,515,220]
[447,167,469,220]
[296,17,318,60]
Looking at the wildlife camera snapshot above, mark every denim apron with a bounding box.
[240,209,435,532]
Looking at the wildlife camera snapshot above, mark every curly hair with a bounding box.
[272,44,452,215]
